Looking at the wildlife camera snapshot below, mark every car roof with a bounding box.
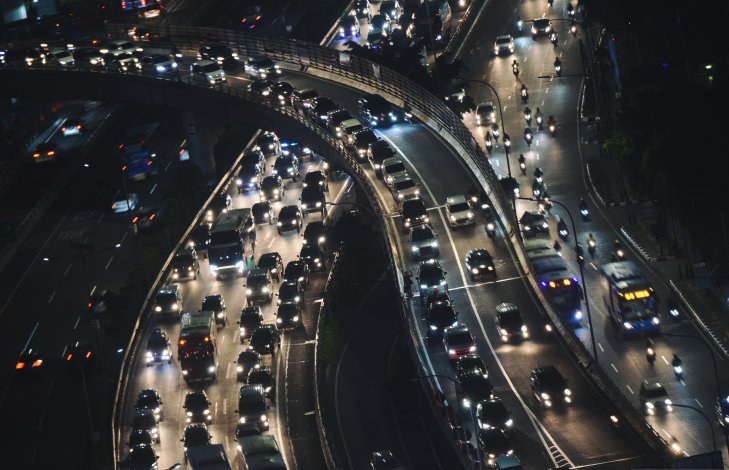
[280,205,300,214]
[195,59,217,67]
[382,157,404,166]
[247,268,268,278]
[446,194,468,205]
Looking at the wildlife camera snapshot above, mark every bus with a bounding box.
[119,123,159,181]
[178,311,217,382]
[121,0,165,18]
[208,208,253,280]
[524,240,583,325]
[600,261,660,335]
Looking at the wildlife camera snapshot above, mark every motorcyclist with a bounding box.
[485,131,493,151]
[524,127,533,146]
[672,354,682,368]
[550,31,558,46]
[646,339,656,364]
[587,233,596,247]
[566,2,574,17]
[553,240,561,252]
[554,57,562,75]
[576,243,584,265]
[492,123,500,141]
[534,167,544,181]
[512,60,520,77]
[520,84,529,102]
[547,115,556,133]
[557,218,568,238]
[516,15,523,31]
[518,154,526,173]
[579,198,588,213]
[535,108,544,128]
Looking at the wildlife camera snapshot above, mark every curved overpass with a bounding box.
[0,31,660,468]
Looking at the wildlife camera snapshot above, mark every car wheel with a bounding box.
[277,229,282,235]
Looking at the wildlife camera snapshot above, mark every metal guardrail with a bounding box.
[319,0,357,46]
[442,0,487,59]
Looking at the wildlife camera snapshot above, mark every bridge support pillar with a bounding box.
[181,111,217,184]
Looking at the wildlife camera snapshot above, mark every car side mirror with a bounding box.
[234,410,238,413]
[180,439,184,442]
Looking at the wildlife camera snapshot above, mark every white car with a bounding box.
[46,49,75,66]
[494,35,515,55]
[446,195,474,227]
[245,55,281,79]
[101,39,140,57]
[382,157,409,188]
[112,193,140,213]
[143,54,178,74]
[410,224,439,259]
[475,102,496,126]
[192,60,226,85]
[391,174,420,202]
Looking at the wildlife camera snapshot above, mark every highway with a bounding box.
[457,0,729,461]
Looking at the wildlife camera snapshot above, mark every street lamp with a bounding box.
[516,196,598,365]
[655,401,717,454]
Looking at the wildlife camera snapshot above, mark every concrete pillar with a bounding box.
[181,111,217,184]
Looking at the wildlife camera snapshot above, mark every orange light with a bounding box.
[179,339,186,345]
[132,216,139,223]
[122,165,127,171]
[242,18,247,23]
[15,362,25,370]
[85,351,91,359]
[47,151,55,156]
[32,359,43,368]
[33,153,40,158]
[204,336,210,342]
[61,127,66,131]
[149,214,156,220]
[76,125,81,129]
[88,302,93,308]
[563,279,572,286]
[66,354,73,361]
[548,281,557,288]
[256,15,261,20]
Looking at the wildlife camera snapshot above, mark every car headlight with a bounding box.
[239,328,245,336]
[450,215,456,222]
[217,312,224,318]
[293,315,299,322]
[262,287,269,293]
[448,349,456,355]
[651,316,660,325]
[462,398,471,408]
[431,241,438,248]
[412,246,419,252]
[645,402,654,409]
[294,296,300,302]
[564,388,572,396]
[156,65,165,72]
[146,351,153,358]
[420,284,427,289]
[260,414,268,422]
[494,47,499,54]
[541,393,550,400]
[467,212,474,218]
[471,268,479,274]
[469,345,476,352]
[210,264,218,271]
[276,318,282,323]
[521,325,528,333]
[155,306,161,312]
[623,321,633,329]
[182,370,188,375]
[505,418,513,427]
[429,325,438,331]
[186,411,193,417]
[277,222,282,226]
[246,289,253,295]
[500,328,508,336]
[531,26,537,34]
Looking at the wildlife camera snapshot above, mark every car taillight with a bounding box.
[47,151,55,156]
[15,362,25,369]
[66,353,73,361]
[149,214,156,220]
[33,153,40,158]
[61,127,66,131]
[85,352,92,359]
[32,359,43,368]
[122,165,127,171]
[147,160,153,166]
[132,216,139,223]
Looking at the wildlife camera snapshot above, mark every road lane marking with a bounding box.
[48,291,56,304]
[303,410,315,416]
[448,275,526,291]
[47,378,55,396]
[626,384,634,394]
[610,363,619,373]
[223,398,227,416]
[694,398,703,408]
[164,161,172,172]
[90,285,97,296]
[64,264,72,276]
[105,256,114,270]
[97,213,104,224]
[226,362,233,380]
[661,355,669,365]
[60,345,68,359]
[73,316,81,330]
[119,232,127,245]
[150,183,158,194]
[598,342,605,352]
[22,322,40,353]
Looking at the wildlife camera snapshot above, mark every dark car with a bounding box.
[182,423,211,461]
[188,224,210,253]
[276,303,301,329]
[15,348,45,377]
[239,306,264,342]
[531,18,553,39]
[171,248,199,281]
[417,259,448,298]
[477,428,513,466]
[132,410,160,443]
[302,221,327,251]
[291,88,319,109]
[277,205,303,234]
[370,450,404,470]
[465,249,496,280]
[61,118,85,137]
[340,15,360,38]
[241,147,266,170]
[256,131,281,158]
[401,197,429,231]
[202,294,227,326]
[716,395,729,427]
[476,397,513,431]
[247,366,276,400]
[32,142,59,163]
[456,354,488,379]
[367,140,396,174]
[277,279,304,309]
[260,175,285,202]
[65,341,95,368]
[380,0,402,20]
[300,186,327,216]
[245,55,281,79]
[531,366,572,408]
[184,390,212,424]
[300,244,326,272]
[252,201,274,225]
[245,268,273,305]
[73,46,105,67]
[131,206,160,232]
[237,163,263,193]
[359,94,399,128]
[128,429,153,449]
[353,0,372,19]
[237,384,269,430]
[135,389,163,422]
[458,367,494,409]
[257,252,284,282]
[125,443,157,470]
[273,154,300,181]
[309,97,339,124]
[198,43,239,68]
[272,81,294,105]
[248,78,274,98]
[353,128,379,160]
[303,170,329,192]
[327,109,354,136]
[236,350,262,380]
[145,329,172,366]
[427,297,458,341]
[284,260,310,290]
[249,324,281,356]
[519,211,549,239]
[495,303,528,342]
[206,190,232,224]
[443,323,475,361]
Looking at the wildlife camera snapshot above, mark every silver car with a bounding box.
[192,59,226,85]
[382,157,409,188]
[410,224,439,259]
[391,174,420,202]
[446,195,474,227]
[475,102,496,126]
[493,35,515,55]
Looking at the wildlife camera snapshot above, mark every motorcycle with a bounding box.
[492,124,500,141]
[611,241,625,262]
[673,364,683,380]
[539,196,552,214]
[536,114,544,131]
[524,128,533,148]
[532,179,545,200]
[587,238,597,258]
[512,63,520,78]
[576,245,585,266]
[485,132,493,152]
[534,167,544,183]
[555,61,562,76]
[548,118,556,136]
[550,32,558,47]
[519,158,527,175]
[521,87,529,103]
[579,201,589,221]
[524,107,532,126]
[667,298,681,322]
[646,346,656,365]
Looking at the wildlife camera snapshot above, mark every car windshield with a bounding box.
[258,258,277,270]
[411,226,433,242]
[185,428,209,445]
[278,304,298,316]
[129,445,155,465]
[275,156,294,168]
[386,162,406,174]
[136,394,158,408]
[449,202,470,212]
[248,276,268,287]
[185,394,207,409]
[300,90,318,100]
[201,63,219,73]
[239,350,259,363]
[279,283,299,299]
[173,254,194,265]
[202,297,221,310]
[240,312,261,326]
[156,293,176,304]
[286,263,304,277]
[147,335,167,349]
[497,37,511,44]
[395,179,416,191]
[252,204,269,216]
[645,386,667,399]
[239,396,266,414]
[209,231,240,245]
[448,331,472,346]
[481,401,508,420]
[253,58,274,68]
[499,310,522,327]
[300,246,320,258]
[262,177,278,188]
[534,19,550,27]
[252,329,273,343]
[481,430,509,452]
[133,414,154,428]
[280,207,298,219]
[470,252,490,264]
[152,55,169,64]
[539,369,566,389]
[430,305,456,325]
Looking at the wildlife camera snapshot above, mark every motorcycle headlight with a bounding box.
[155,306,161,312]
[237,365,243,373]
[651,316,660,325]
[564,388,572,396]
[505,418,513,427]
[429,325,438,331]
[246,289,253,295]
[186,411,193,417]
[208,366,215,373]
[541,393,550,400]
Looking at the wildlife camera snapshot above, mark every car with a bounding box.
[302,221,327,251]
[239,2,264,28]
[65,341,95,368]
[519,211,549,239]
[443,323,476,361]
[272,81,294,105]
[456,354,488,378]
[171,247,199,281]
[339,14,361,38]
[191,59,226,85]
[417,259,447,297]
[446,195,475,227]
[248,78,274,97]
[277,205,303,234]
[32,142,58,163]
[184,390,212,424]
[198,43,239,67]
[457,367,494,408]
[125,443,158,470]
[73,46,105,67]
[278,301,304,330]
[135,389,163,422]
[369,14,392,38]
[259,175,285,202]
[112,193,140,213]
[256,131,281,158]
[309,97,339,124]
[182,423,212,461]
[303,170,329,192]
[102,40,138,57]
[206,190,232,223]
[237,384,269,430]
[328,109,354,136]
[477,428,513,467]
[639,381,672,415]
[145,328,172,366]
[187,224,210,252]
[239,306,265,342]
[382,157,409,186]
[380,1,402,20]
[291,88,320,109]
[476,397,513,431]
[245,55,281,79]
[392,175,420,202]
[716,395,729,427]
[248,366,276,400]
[273,154,300,181]
[300,244,326,272]
[493,35,515,56]
[132,410,160,443]
[106,51,141,72]
[401,196,429,231]
[15,348,45,377]
[341,118,365,144]
[475,101,496,126]
[426,297,458,340]
[131,206,159,231]
[241,147,266,170]
[367,140,396,174]
[284,260,310,290]
[257,252,284,282]
[128,429,153,449]
[252,201,275,226]
[353,128,379,160]
[142,53,178,74]
[359,94,398,128]
[300,186,327,216]
[410,224,438,259]
[353,0,372,20]
[237,163,263,192]
[87,288,111,314]
[531,18,553,39]
[465,249,496,280]
[249,324,281,356]
[61,118,84,136]
[236,350,262,380]
[495,303,528,342]
[370,450,404,470]
[531,366,572,408]
[202,294,227,326]
[245,268,274,305]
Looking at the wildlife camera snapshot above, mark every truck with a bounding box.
[119,123,159,181]
[208,208,253,280]
[237,434,287,470]
[186,444,232,470]
[178,311,217,383]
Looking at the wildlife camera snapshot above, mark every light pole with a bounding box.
[655,401,717,454]
[516,196,598,365]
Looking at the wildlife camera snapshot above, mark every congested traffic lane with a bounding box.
[121,139,340,469]
[458,0,729,459]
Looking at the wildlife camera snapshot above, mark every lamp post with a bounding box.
[516,196,598,365]
[655,401,717,454]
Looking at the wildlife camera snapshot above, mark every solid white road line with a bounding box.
[64,264,72,276]
[21,322,40,353]
[105,256,114,270]
[47,291,56,304]
[73,316,81,330]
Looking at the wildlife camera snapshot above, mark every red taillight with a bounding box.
[61,127,66,131]
[147,160,152,166]
[88,302,93,308]
[66,354,73,361]
[76,125,81,129]
[179,149,185,155]
[32,359,43,368]
[132,216,139,223]
[15,362,25,370]
[47,151,55,156]
[85,351,91,359]
[149,214,156,220]
[33,153,40,158]
[241,18,247,23]
[118,144,124,149]
[256,15,261,20]
[122,165,127,171]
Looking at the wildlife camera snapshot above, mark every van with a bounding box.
[153,285,183,317]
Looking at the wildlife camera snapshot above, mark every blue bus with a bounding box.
[601,261,660,335]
